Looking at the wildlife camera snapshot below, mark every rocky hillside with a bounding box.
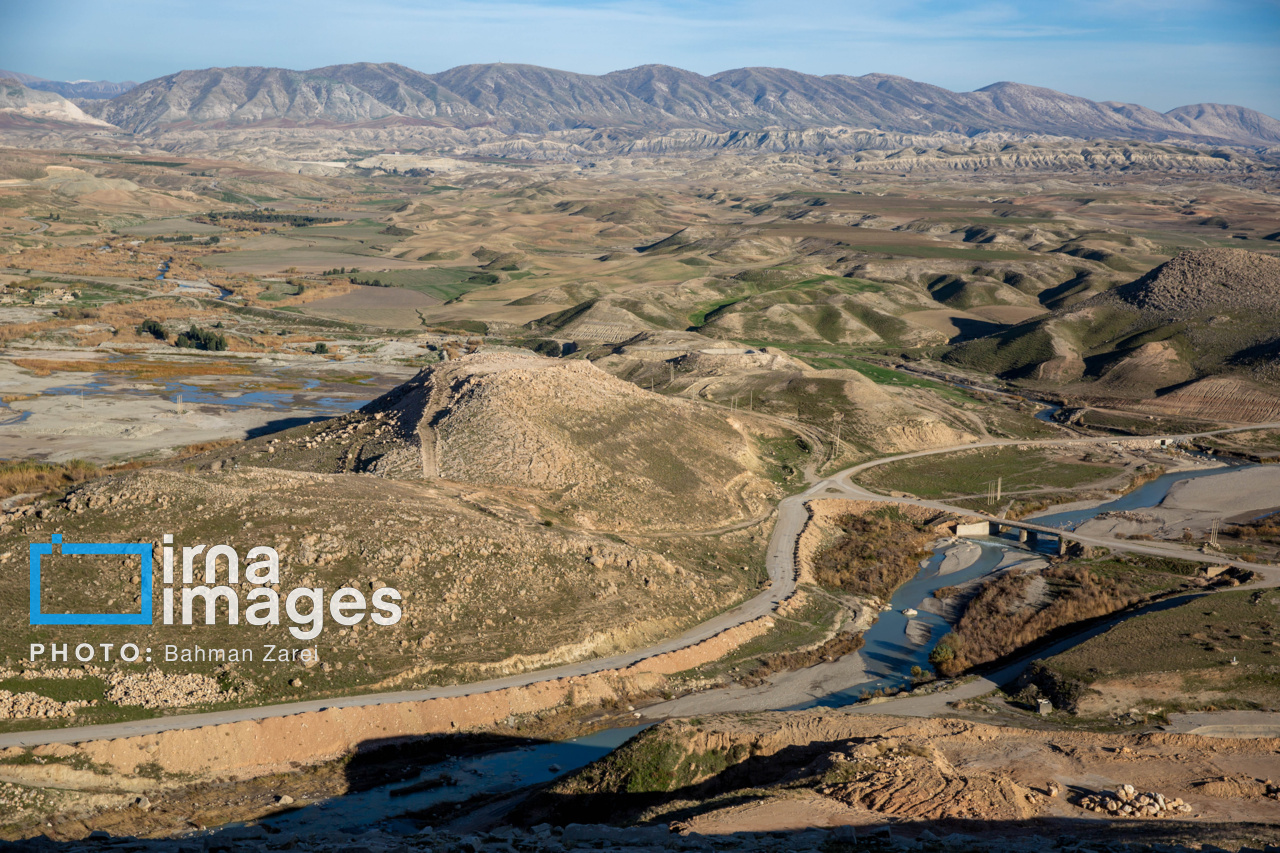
[943,249,1280,418]
[517,710,1280,846]
[0,354,787,706]
[78,62,1280,146]
[210,352,785,532]
[1101,248,1280,314]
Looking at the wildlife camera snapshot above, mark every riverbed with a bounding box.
[189,449,1259,836]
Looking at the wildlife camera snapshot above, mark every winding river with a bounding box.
[240,455,1259,832]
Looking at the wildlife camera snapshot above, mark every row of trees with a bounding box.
[203,211,339,227]
[155,234,220,244]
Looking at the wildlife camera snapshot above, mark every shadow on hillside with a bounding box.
[9,724,1279,851]
[946,317,1004,343]
[245,415,331,438]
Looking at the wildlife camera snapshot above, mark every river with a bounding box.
[1027,462,1252,530]
[229,456,1251,833]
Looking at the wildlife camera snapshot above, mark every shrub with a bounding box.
[175,325,227,351]
[137,319,166,340]
[313,342,329,354]
[813,508,935,599]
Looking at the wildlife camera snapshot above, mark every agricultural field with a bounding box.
[857,445,1125,499]
[1043,588,1280,719]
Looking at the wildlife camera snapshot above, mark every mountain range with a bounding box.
[20,62,1277,147]
[0,69,137,100]
[2,62,1278,148]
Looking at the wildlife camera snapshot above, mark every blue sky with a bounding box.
[3,0,1278,115]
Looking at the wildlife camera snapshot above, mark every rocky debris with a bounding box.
[1097,510,1159,524]
[104,669,234,709]
[0,689,90,719]
[1078,784,1193,817]
[1195,774,1280,801]
[27,822,1262,852]
[814,736,1036,822]
[1104,248,1280,316]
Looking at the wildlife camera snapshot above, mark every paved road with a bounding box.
[3,422,1277,748]
[830,424,1280,586]
[19,217,50,235]
[0,489,816,749]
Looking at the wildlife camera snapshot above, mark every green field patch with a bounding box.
[0,676,106,704]
[1049,589,1280,683]
[115,218,225,237]
[859,445,1117,499]
[354,268,500,301]
[688,297,742,329]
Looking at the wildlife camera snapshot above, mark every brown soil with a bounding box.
[533,711,1280,842]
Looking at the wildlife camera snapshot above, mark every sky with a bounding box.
[2,0,1278,116]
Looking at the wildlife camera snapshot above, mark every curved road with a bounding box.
[20,217,51,235]
[2,423,1277,748]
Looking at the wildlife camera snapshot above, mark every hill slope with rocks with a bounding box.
[75,62,1280,146]
[0,353,785,705]
[944,249,1280,420]
[209,352,786,532]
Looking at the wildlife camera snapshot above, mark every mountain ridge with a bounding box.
[66,61,1280,146]
[0,69,136,99]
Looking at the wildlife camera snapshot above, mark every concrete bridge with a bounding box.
[954,518,1073,555]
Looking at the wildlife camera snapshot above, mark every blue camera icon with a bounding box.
[29,535,153,626]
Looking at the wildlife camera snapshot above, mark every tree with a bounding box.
[137,319,167,340]
[175,325,227,351]
[313,342,329,354]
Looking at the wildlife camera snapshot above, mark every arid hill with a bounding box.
[0,353,788,707]
[943,249,1280,419]
[0,78,115,129]
[209,351,785,532]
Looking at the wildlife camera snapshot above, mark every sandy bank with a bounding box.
[937,539,982,575]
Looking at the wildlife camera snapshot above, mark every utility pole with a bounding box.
[748,389,753,411]
[832,411,843,456]
[668,362,674,385]
[996,476,1002,502]
[176,393,183,416]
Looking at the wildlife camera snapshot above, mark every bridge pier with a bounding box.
[1057,536,1067,557]
[1018,528,1028,544]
